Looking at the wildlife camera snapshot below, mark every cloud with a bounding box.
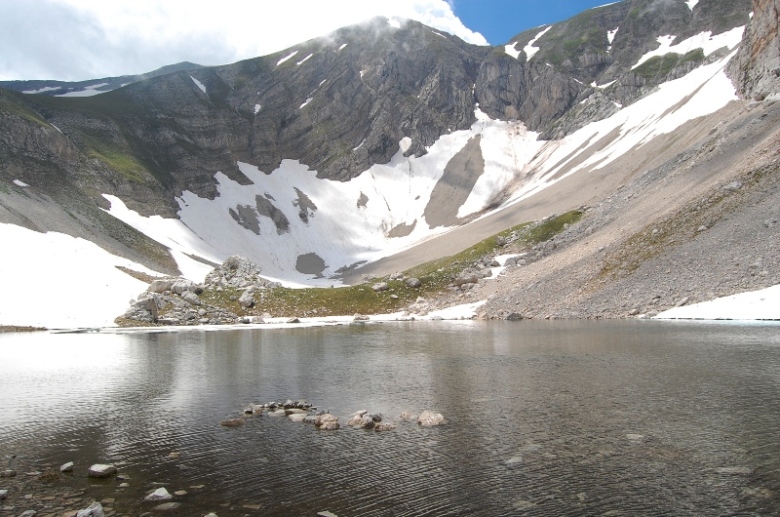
[0,0,488,81]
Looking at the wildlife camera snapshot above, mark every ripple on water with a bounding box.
[0,321,779,515]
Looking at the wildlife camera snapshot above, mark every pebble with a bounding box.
[174,490,187,496]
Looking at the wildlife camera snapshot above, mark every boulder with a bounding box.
[220,418,245,427]
[418,411,445,427]
[405,277,422,288]
[372,282,389,292]
[19,511,36,517]
[171,279,197,295]
[145,487,173,501]
[399,411,417,422]
[147,279,174,294]
[75,502,105,517]
[288,413,306,423]
[238,289,255,308]
[374,422,397,431]
[353,314,370,321]
[87,464,117,478]
[0,489,7,500]
[60,461,74,473]
[181,291,201,305]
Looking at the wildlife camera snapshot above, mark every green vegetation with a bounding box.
[633,49,705,79]
[199,210,583,318]
[0,92,50,127]
[83,137,151,183]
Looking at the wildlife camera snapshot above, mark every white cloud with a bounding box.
[0,0,487,81]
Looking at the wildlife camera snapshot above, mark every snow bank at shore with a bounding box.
[655,284,780,321]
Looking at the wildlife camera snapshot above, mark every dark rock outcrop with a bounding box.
[729,0,780,99]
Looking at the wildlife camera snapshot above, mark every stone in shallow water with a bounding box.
[505,456,523,466]
[153,502,181,511]
[76,502,105,517]
[0,489,7,500]
[145,487,173,502]
[87,464,117,478]
[417,410,445,427]
[318,512,339,517]
[625,434,644,441]
[60,461,74,473]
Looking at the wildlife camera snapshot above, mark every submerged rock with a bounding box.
[220,418,245,428]
[418,411,445,427]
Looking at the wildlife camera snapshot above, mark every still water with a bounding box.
[1,320,779,516]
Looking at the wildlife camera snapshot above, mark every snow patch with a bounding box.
[591,80,616,89]
[338,43,347,51]
[524,26,552,60]
[296,53,313,66]
[685,0,700,11]
[22,86,58,94]
[504,43,521,60]
[276,50,298,66]
[608,27,619,45]
[102,195,219,282]
[55,83,110,97]
[632,27,744,70]
[0,223,162,329]
[655,284,780,320]
[387,17,402,29]
[190,76,207,94]
[300,97,314,109]
[399,137,412,154]
[254,104,262,114]
[12,179,29,187]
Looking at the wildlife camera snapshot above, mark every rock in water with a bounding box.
[221,418,245,427]
[153,502,181,511]
[76,502,105,517]
[418,410,445,427]
[315,413,340,430]
[145,487,173,501]
[60,461,74,473]
[87,464,117,478]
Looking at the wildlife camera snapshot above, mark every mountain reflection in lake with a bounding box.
[1,320,779,516]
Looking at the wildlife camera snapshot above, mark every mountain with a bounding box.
[0,62,203,97]
[0,0,777,328]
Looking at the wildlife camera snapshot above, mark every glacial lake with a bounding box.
[1,320,779,516]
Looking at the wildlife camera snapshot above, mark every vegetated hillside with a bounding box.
[0,0,776,327]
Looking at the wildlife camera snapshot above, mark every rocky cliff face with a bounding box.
[0,0,759,281]
[728,0,780,99]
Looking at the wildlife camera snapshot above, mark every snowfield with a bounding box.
[0,223,161,329]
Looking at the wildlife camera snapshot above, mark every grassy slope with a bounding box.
[197,210,582,318]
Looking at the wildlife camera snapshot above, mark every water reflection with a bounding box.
[0,321,779,515]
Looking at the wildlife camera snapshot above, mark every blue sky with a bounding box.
[452,0,618,44]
